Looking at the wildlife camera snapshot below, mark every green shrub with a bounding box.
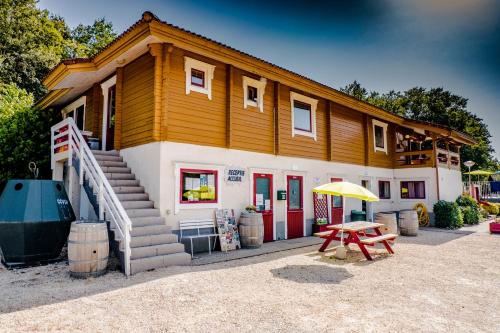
[434,200,463,229]
[479,207,490,219]
[461,206,480,225]
[456,194,479,209]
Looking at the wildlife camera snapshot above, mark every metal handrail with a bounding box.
[51,117,132,276]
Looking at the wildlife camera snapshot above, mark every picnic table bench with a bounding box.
[314,221,397,260]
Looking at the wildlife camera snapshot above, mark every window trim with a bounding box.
[243,76,267,112]
[372,119,388,154]
[62,95,87,131]
[184,57,215,100]
[179,168,218,204]
[378,180,391,200]
[400,180,426,200]
[290,92,317,140]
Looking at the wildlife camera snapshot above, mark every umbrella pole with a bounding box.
[335,196,347,259]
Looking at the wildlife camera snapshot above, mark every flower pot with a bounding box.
[489,221,500,234]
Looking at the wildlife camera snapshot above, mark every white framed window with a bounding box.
[372,119,388,154]
[243,76,267,112]
[62,95,86,131]
[184,56,216,100]
[290,92,317,140]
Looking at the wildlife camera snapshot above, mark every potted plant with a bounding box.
[313,217,330,233]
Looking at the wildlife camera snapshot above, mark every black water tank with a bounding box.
[0,180,75,267]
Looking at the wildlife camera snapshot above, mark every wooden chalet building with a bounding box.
[39,12,476,275]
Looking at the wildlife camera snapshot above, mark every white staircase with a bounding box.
[93,150,190,274]
[51,118,190,276]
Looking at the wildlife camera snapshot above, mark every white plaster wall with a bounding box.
[120,141,447,233]
[120,142,162,208]
[437,167,463,202]
[393,168,437,212]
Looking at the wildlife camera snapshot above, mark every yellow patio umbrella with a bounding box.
[313,181,379,259]
[463,170,493,176]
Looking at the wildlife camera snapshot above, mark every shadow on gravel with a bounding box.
[270,264,353,284]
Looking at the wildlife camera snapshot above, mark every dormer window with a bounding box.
[184,57,215,100]
[243,76,266,112]
[372,119,388,154]
[290,92,317,140]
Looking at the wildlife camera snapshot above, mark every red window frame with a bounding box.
[293,100,313,133]
[179,168,218,204]
[400,181,425,199]
[190,69,205,88]
[378,180,391,199]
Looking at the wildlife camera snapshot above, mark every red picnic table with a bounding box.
[314,221,397,260]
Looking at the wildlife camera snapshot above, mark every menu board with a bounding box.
[215,209,241,252]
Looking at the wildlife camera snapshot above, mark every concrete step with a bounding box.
[131,243,185,260]
[130,233,178,248]
[108,179,140,187]
[105,173,135,180]
[97,160,127,168]
[130,252,191,274]
[92,150,119,156]
[131,224,171,237]
[126,208,161,218]
[122,200,154,209]
[131,216,166,227]
[112,186,144,194]
[94,154,123,162]
[117,193,149,201]
[100,166,131,174]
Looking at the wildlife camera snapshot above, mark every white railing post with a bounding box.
[98,179,104,220]
[79,143,85,185]
[50,127,55,170]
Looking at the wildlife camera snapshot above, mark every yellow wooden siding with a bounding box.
[230,68,274,154]
[166,48,227,147]
[121,53,155,149]
[330,104,366,165]
[278,85,328,160]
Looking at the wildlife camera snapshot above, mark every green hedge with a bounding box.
[434,200,463,229]
[461,206,480,225]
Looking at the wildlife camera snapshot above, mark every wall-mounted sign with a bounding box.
[277,190,287,200]
[225,167,246,183]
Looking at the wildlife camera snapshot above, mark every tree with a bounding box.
[340,81,497,172]
[0,84,61,181]
[69,18,117,58]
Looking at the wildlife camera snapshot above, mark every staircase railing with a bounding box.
[51,117,132,276]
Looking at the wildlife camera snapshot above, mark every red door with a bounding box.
[287,175,304,239]
[331,177,343,224]
[254,173,273,242]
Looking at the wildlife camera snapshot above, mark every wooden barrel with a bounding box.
[68,221,109,278]
[238,212,264,248]
[375,212,398,240]
[399,210,419,236]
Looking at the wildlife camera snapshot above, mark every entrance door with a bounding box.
[105,85,116,151]
[254,173,273,242]
[287,175,304,239]
[331,177,343,224]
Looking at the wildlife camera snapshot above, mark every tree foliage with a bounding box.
[340,81,497,172]
[0,0,117,100]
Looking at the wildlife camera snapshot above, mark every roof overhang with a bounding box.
[38,11,478,146]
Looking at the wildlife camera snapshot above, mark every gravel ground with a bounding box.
[0,223,499,333]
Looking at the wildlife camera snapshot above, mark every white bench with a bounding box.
[179,219,218,258]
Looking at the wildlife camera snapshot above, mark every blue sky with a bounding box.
[39,0,500,159]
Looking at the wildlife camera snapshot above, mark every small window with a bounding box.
[293,101,312,132]
[247,86,258,102]
[378,181,391,199]
[372,119,388,154]
[63,96,86,131]
[190,69,205,87]
[180,169,218,203]
[400,181,425,199]
[374,125,384,149]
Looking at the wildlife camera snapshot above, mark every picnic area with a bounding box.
[1,222,498,333]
